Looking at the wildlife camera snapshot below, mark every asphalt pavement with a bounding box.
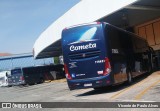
[0,71,160,111]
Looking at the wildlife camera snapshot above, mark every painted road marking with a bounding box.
[110,77,149,99]
[134,79,160,100]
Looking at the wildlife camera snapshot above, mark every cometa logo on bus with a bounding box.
[70,43,96,51]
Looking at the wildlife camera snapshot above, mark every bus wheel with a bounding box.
[94,87,106,90]
[127,72,132,84]
[94,87,102,90]
[40,78,44,83]
[148,65,152,73]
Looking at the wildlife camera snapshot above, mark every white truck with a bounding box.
[0,71,11,87]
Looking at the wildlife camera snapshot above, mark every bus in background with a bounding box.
[61,22,153,90]
[10,64,65,86]
[11,68,26,85]
[10,67,44,86]
[0,71,12,87]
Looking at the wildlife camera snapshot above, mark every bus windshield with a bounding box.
[11,69,22,75]
[62,23,103,47]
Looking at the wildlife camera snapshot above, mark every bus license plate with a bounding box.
[84,83,92,87]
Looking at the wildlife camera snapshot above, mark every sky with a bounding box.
[0,0,80,54]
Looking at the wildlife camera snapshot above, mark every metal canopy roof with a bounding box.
[36,40,61,59]
[100,0,160,28]
[33,0,160,59]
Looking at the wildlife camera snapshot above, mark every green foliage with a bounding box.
[54,57,60,65]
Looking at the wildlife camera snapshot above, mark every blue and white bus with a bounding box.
[61,22,153,90]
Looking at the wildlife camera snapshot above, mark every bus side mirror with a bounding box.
[6,72,8,77]
[148,46,155,54]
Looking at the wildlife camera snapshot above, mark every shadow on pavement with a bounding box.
[76,72,152,97]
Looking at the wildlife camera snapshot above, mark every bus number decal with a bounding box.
[112,49,119,54]
[95,60,105,64]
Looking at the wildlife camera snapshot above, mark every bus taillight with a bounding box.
[64,64,72,80]
[96,22,101,24]
[103,57,111,76]
[20,76,24,81]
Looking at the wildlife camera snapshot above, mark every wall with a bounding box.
[134,18,160,51]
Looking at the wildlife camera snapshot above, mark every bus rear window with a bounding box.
[62,24,102,46]
[11,69,22,75]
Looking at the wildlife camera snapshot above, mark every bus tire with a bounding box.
[94,86,107,90]
[94,87,102,90]
[127,72,132,84]
[40,78,44,83]
[148,64,152,73]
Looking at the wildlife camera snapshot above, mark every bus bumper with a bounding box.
[11,81,25,86]
[67,75,112,90]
